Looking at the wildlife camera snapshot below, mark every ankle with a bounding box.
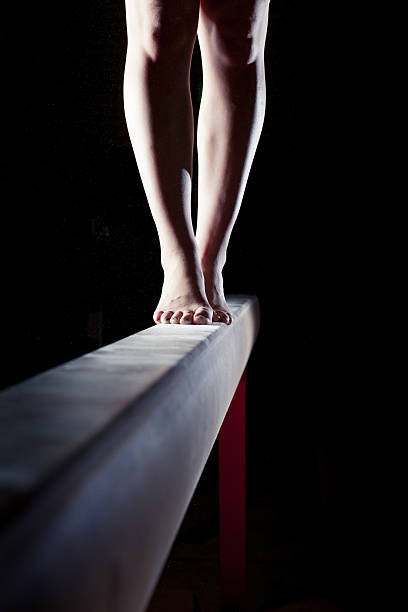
[161,248,203,279]
[200,256,225,279]
[198,242,227,272]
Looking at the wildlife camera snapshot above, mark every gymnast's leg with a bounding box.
[196,0,270,324]
[123,0,213,325]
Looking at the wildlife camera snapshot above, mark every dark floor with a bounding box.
[145,339,360,612]
[146,445,351,612]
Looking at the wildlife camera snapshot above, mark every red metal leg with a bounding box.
[219,369,247,611]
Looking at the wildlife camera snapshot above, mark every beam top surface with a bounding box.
[0,295,259,524]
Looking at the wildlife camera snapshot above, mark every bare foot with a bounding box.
[153,257,213,325]
[201,262,232,325]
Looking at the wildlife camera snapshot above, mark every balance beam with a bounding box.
[0,295,260,612]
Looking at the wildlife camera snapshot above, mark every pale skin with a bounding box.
[123,0,269,325]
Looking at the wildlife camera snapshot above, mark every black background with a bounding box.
[1,1,367,609]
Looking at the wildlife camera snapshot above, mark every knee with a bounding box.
[216,20,259,66]
[202,0,269,67]
[126,1,198,62]
[144,12,197,61]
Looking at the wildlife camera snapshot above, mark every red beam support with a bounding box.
[218,369,247,611]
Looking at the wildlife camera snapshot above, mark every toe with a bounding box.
[180,311,194,325]
[170,311,183,324]
[154,310,164,324]
[161,310,174,324]
[212,311,222,322]
[193,307,212,325]
[217,310,232,325]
